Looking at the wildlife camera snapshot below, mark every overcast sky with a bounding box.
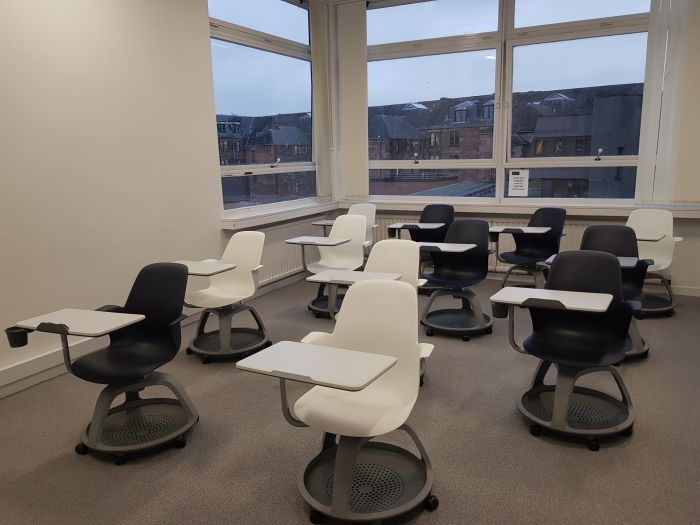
[209,0,649,116]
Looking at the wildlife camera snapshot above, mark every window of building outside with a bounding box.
[367,1,650,200]
[209,1,316,210]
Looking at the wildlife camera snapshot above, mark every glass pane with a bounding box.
[511,33,647,159]
[367,0,498,45]
[211,39,312,166]
[222,171,316,209]
[515,0,650,28]
[208,0,309,44]
[368,50,496,161]
[504,167,636,199]
[370,168,496,197]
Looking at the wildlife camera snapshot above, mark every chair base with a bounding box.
[299,426,435,523]
[308,295,345,318]
[188,304,270,361]
[500,264,546,289]
[625,319,650,359]
[76,372,199,462]
[641,273,675,316]
[420,289,493,339]
[517,361,634,448]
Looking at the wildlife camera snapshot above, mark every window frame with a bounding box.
[366,0,653,205]
[209,13,318,209]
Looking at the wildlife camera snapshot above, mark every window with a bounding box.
[514,0,650,28]
[208,1,316,209]
[367,1,651,201]
[370,168,496,197]
[208,0,309,44]
[367,0,498,45]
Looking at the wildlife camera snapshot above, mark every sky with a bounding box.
[209,0,650,116]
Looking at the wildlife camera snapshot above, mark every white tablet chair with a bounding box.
[626,209,683,316]
[185,231,269,363]
[308,214,367,317]
[348,202,377,254]
[364,239,432,384]
[289,280,437,523]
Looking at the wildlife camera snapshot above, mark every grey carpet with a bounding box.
[0,278,698,525]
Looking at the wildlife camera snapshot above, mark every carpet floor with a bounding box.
[0,278,698,525]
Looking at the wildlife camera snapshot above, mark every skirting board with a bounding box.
[0,270,309,400]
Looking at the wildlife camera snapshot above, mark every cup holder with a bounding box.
[5,326,30,347]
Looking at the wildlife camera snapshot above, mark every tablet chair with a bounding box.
[408,204,454,243]
[347,202,377,255]
[421,220,493,340]
[287,280,437,523]
[70,263,196,464]
[626,209,683,316]
[185,231,269,363]
[498,207,566,288]
[580,225,650,359]
[493,251,635,451]
[307,214,367,318]
[364,239,432,384]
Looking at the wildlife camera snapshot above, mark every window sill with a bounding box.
[221,198,338,230]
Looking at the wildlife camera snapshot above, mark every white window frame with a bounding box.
[209,15,319,212]
[366,0,654,206]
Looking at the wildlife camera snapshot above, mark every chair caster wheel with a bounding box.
[309,509,324,524]
[613,362,621,367]
[201,357,210,364]
[424,494,439,511]
[462,335,470,342]
[114,454,127,465]
[622,425,634,437]
[425,329,434,337]
[587,439,600,451]
[74,443,89,455]
[173,436,187,448]
[665,310,674,317]
[314,313,323,319]
[185,348,193,355]
[265,341,273,348]
[529,424,541,437]
[640,351,649,359]
[485,327,493,334]
[419,375,425,387]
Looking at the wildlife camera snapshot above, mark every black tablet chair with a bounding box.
[71,263,197,464]
[580,225,651,359]
[408,204,454,243]
[493,251,635,451]
[498,207,566,288]
[421,220,493,340]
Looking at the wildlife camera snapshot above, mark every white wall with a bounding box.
[0,1,224,377]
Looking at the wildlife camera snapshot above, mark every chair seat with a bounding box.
[307,261,361,274]
[185,288,247,309]
[424,272,481,289]
[500,251,549,266]
[294,384,414,437]
[71,338,175,385]
[523,334,629,367]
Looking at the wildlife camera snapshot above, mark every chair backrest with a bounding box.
[120,263,188,352]
[626,209,676,270]
[318,214,366,270]
[512,207,567,259]
[431,220,490,285]
[123,263,187,325]
[364,239,421,288]
[580,224,638,257]
[579,224,647,299]
[326,280,420,404]
[210,231,265,299]
[409,204,454,242]
[348,203,377,245]
[528,251,632,359]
